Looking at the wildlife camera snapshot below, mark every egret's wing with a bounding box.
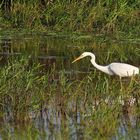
[109,63,138,77]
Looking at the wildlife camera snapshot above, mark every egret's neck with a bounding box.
[90,58,112,75]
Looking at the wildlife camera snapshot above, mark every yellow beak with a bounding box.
[72,56,82,63]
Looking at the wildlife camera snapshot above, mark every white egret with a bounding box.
[72,52,139,77]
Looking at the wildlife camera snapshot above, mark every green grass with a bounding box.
[0,0,140,38]
[0,58,48,121]
[0,56,140,139]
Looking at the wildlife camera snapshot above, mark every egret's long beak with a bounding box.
[72,56,83,63]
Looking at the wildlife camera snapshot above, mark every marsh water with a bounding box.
[0,34,140,140]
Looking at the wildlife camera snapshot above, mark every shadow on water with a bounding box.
[0,35,140,139]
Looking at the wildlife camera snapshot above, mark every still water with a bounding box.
[0,34,140,140]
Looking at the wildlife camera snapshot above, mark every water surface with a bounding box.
[0,34,140,140]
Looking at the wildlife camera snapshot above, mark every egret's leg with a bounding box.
[129,76,134,88]
[119,77,123,91]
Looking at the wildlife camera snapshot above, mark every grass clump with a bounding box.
[0,58,49,122]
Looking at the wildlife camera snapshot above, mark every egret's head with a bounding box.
[72,52,95,63]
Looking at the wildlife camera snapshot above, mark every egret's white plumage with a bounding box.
[72,52,139,77]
